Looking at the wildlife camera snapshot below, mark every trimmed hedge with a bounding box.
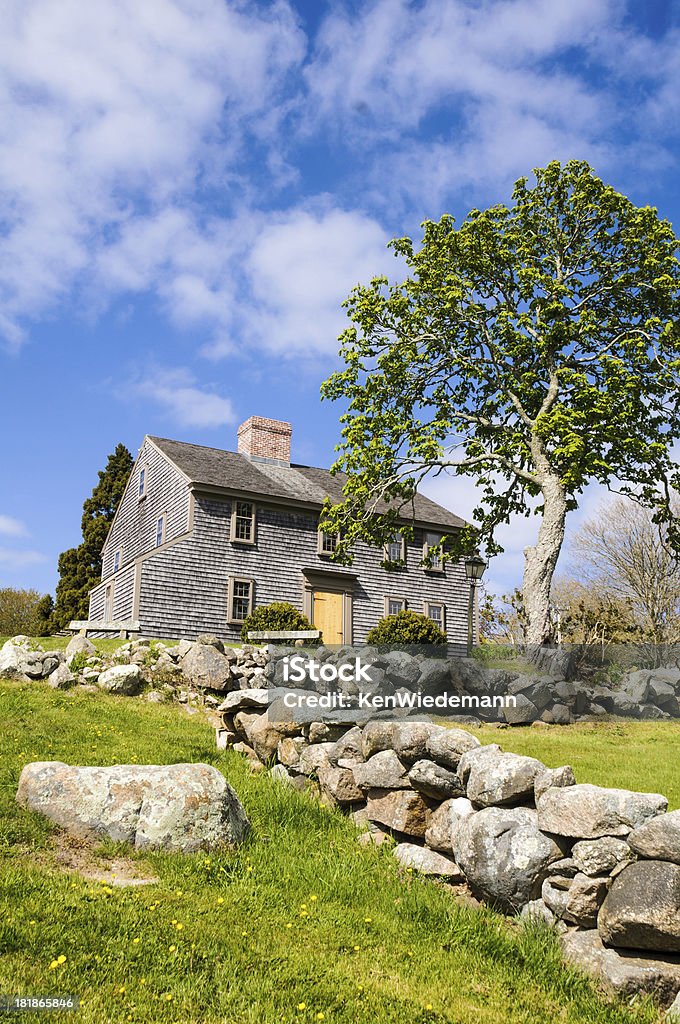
[240,602,314,642]
[366,609,447,645]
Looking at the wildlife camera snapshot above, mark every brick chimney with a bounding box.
[237,416,292,466]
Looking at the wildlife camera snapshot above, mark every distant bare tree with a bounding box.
[569,497,680,643]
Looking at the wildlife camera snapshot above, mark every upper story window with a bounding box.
[138,466,147,499]
[113,548,122,573]
[385,596,406,616]
[230,501,256,544]
[384,532,406,564]
[155,515,165,548]
[423,531,444,571]
[317,529,339,556]
[228,576,254,623]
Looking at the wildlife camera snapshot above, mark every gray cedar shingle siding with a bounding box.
[89,433,473,648]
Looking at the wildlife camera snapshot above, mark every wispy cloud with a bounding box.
[0,515,29,538]
[0,547,46,569]
[126,366,236,429]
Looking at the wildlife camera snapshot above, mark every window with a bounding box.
[104,584,113,621]
[384,532,406,563]
[385,596,406,616]
[138,467,147,499]
[155,515,165,548]
[113,548,122,573]
[425,601,446,631]
[228,576,254,623]
[423,531,443,570]
[317,529,340,555]
[230,501,256,543]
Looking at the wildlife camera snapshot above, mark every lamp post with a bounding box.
[464,555,487,655]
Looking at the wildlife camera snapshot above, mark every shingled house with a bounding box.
[88,417,472,648]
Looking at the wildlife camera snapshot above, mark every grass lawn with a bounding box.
[0,636,244,653]
[1,683,671,1023]
[473,721,680,811]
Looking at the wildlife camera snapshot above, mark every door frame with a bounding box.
[302,568,356,645]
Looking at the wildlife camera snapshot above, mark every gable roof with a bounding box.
[149,435,467,532]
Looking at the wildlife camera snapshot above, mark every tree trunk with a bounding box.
[522,474,567,646]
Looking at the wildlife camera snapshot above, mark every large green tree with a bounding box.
[0,588,53,636]
[320,161,680,645]
[53,444,134,628]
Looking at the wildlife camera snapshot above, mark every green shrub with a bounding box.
[366,610,447,646]
[240,602,313,642]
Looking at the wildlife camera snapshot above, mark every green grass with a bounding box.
[0,682,668,1024]
[0,636,244,652]
[473,720,680,810]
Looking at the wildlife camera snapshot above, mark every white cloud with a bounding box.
[0,0,305,350]
[0,515,29,538]
[0,547,46,569]
[127,366,236,428]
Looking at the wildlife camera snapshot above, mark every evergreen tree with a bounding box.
[53,444,134,628]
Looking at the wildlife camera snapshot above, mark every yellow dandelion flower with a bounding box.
[353,945,360,951]
[175,889,183,896]
[140,979,146,986]
[246,865,253,873]
[241,931,247,937]
[299,910,309,918]
[132,937,140,944]
[309,895,318,902]
[216,897,224,905]
[57,955,66,964]
[316,1014,325,1021]
[168,945,176,952]
[425,1004,433,1011]
[49,961,59,970]
[175,923,184,930]
[364,917,372,923]
[171,919,177,925]
[286,923,292,929]
[29,920,36,925]
[118,986,126,995]
[300,903,307,910]
[164,994,173,1002]
[296,1002,306,1011]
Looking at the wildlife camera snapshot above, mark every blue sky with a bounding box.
[2,0,680,600]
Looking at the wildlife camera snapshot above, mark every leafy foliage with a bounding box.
[320,160,680,643]
[0,588,53,637]
[366,609,447,645]
[53,444,134,629]
[240,602,313,642]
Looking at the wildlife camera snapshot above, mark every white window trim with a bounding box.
[422,532,444,572]
[384,532,406,564]
[227,575,254,624]
[230,500,256,545]
[384,595,407,616]
[113,548,122,573]
[424,601,446,630]
[155,514,166,548]
[317,529,340,556]
[138,465,148,501]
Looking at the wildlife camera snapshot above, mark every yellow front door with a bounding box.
[312,590,344,644]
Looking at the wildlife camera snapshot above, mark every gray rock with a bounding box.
[352,750,408,790]
[572,837,634,876]
[391,721,437,763]
[534,765,576,800]
[628,811,680,865]
[317,764,364,805]
[408,759,464,800]
[537,784,667,838]
[417,658,452,696]
[269,764,293,785]
[298,742,337,777]
[561,929,680,1005]
[361,720,396,759]
[247,714,303,763]
[333,726,364,764]
[466,751,545,807]
[393,842,464,880]
[217,688,269,713]
[550,704,572,725]
[457,744,503,785]
[0,643,31,681]
[521,899,559,927]
[97,664,144,696]
[542,875,570,917]
[65,635,96,661]
[424,797,475,853]
[598,860,680,953]
[365,788,432,838]
[425,727,481,769]
[565,872,609,927]
[48,662,76,690]
[503,693,539,725]
[196,634,225,652]
[277,735,308,769]
[16,761,249,852]
[181,643,235,692]
[667,990,680,1022]
[381,651,421,688]
[452,806,563,913]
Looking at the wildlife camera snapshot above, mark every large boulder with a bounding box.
[628,810,680,864]
[181,643,235,692]
[452,805,563,912]
[352,750,408,790]
[0,642,35,681]
[536,784,667,839]
[317,765,364,806]
[598,860,680,954]
[48,663,76,690]
[65,635,96,662]
[561,930,680,1005]
[393,843,464,880]
[465,751,545,808]
[424,797,475,853]
[361,720,397,759]
[16,761,249,852]
[391,722,437,763]
[97,664,144,695]
[364,788,432,838]
[425,727,481,769]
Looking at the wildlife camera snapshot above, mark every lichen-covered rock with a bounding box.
[466,751,545,807]
[424,797,475,853]
[561,929,680,1005]
[65,635,96,662]
[598,860,680,953]
[537,784,667,839]
[408,759,464,800]
[16,761,249,852]
[452,806,563,912]
[391,722,437,764]
[180,643,235,691]
[565,872,609,928]
[572,837,634,876]
[48,662,76,690]
[217,689,269,713]
[628,810,680,865]
[393,842,464,880]
[361,720,397,759]
[352,750,408,790]
[97,664,144,695]
[318,764,364,806]
[365,788,432,838]
[425,727,480,769]
[534,764,576,801]
[247,714,303,763]
[332,726,364,764]
[298,742,337,777]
